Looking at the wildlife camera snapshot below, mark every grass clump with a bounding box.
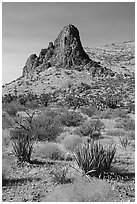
[50,165,73,184]
[73,140,116,178]
[59,110,84,127]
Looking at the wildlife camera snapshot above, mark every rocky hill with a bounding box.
[2,24,135,97]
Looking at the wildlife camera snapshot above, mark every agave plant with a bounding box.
[12,132,33,163]
[73,140,116,178]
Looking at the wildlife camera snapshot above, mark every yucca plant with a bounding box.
[73,140,116,178]
[119,136,130,149]
[12,132,33,163]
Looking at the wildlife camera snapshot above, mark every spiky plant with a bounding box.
[73,140,116,178]
[12,132,33,163]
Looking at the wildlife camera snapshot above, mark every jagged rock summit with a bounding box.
[23,24,101,76]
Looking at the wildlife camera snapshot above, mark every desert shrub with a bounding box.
[40,93,51,107]
[5,101,21,116]
[34,142,66,160]
[106,129,125,137]
[127,102,135,113]
[119,136,131,149]
[115,118,135,131]
[33,114,62,141]
[60,135,82,151]
[2,129,11,148]
[77,119,104,139]
[25,100,39,109]
[59,110,84,127]
[2,112,14,129]
[12,131,33,163]
[45,176,115,202]
[110,108,129,119]
[127,130,135,140]
[80,105,98,117]
[73,141,116,178]
[99,109,112,119]
[10,110,36,140]
[50,165,73,184]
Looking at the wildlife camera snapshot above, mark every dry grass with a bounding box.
[45,176,115,202]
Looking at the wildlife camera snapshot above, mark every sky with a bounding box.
[2,2,135,84]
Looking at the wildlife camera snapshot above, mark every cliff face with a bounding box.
[22,24,103,77]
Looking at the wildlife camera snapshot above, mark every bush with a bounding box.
[80,105,98,117]
[127,130,135,140]
[73,141,116,178]
[115,118,135,131]
[45,176,115,202]
[59,110,84,127]
[5,101,21,116]
[2,129,11,148]
[25,100,39,109]
[60,135,82,151]
[77,119,104,139]
[106,129,125,137]
[2,112,14,129]
[33,142,66,160]
[33,114,62,141]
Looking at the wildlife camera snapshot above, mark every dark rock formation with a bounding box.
[22,24,111,77]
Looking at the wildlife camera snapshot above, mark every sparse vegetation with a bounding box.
[59,110,84,127]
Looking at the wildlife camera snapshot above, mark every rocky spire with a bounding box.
[22,24,104,76]
[51,24,91,69]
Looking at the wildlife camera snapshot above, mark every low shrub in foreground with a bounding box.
[45,176,115,202]
[73,141,116,178]
[59,110,84,127]
[34,142,67,160]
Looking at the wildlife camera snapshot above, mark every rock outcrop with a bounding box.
[22,24,107,77]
